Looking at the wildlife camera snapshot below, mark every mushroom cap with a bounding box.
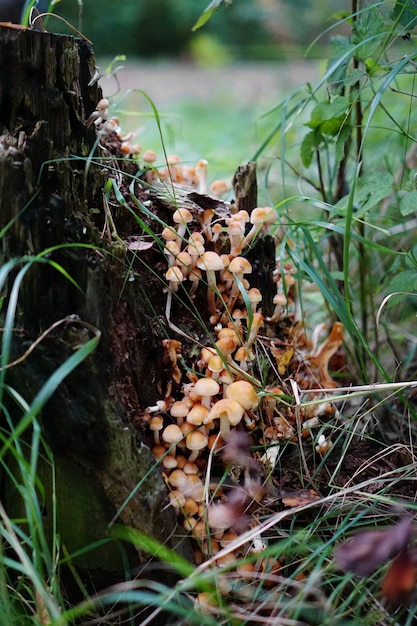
[250,206,276,225]
[247,288,262,305]
[234,346,250,362]
[96,98,109,111]
[164,240,181,257]
[193,377,220,398]
[228,256,252,275]
[149,415,164,431]
[273,293,287,306]
[215,336,237,356]
[210,179,229,196]
[142,149,157,163]
[196,251,225,272]
[165,266,184,284]
[162,226,178,242]
[186,430,208,452]
[186,403,209,426]
[170,401,190,420]
[162,423,183,445]
[168,469,190,490]
[173,208,193,225]
[206,398,244,427]
[207,355,223,375]
[226,380,259,411]
[234,210,250,224]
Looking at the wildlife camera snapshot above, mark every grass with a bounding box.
[3,2,417,625]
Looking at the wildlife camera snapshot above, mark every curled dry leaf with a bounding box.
[127,238,154,251]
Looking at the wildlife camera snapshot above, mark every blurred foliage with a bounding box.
[52,0,346,59]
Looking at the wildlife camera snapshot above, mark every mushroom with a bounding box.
[186,430,209,462]
[225,380,259,412]
[191,377,220,409]
[200,209,215,242]
[162,423,183,455]
[206,354,224,379]
[173,208,193,247]
[162,338,182,385]
[186,403,210,427]
[168,469,190,492]
[315,433,333,455]
[165,154,182,183]
[86,97,109,126]
[227,256,253,313]
[170,400,190,425]
[246,311,264,349]
[196,251,225,316]
[164,240,181,269]
[242,206,276,249]
[149,415,164,445]
[175,251,192,278]
[226,217,245,257]
[247,287,262,314]
[210,179,230,198]
[206,398,244,438]
[266,293,287,323]
[165,265,184,292]
[196,159,208,194]
[188,267,202,298]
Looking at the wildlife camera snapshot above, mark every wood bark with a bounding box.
[0,24,192,586]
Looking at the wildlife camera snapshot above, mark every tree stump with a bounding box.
[0,23,192,587]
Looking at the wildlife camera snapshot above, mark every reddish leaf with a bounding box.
[381,548,417,603]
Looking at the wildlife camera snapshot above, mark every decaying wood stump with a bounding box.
[0,24,192,583]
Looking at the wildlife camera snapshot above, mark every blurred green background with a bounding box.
[46,0,346,189]
[52,0,346,60]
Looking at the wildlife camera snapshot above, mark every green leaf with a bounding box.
[384,270,417,306]
[355,171,393,214]
[305,96,349,134]
[192,0,233,31]
[300,130,322,168]
[391,0,417,30]
[400,190,417,215]
[327,35,354,89]
[335,123,351,169]
[352,6,385,61]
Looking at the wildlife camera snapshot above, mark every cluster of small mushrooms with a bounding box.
[143,167,344,569]
[89,97,345,582]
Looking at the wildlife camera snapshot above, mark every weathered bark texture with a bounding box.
[0,24,191,583]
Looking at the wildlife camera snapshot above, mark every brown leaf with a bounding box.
[281,489,320,508]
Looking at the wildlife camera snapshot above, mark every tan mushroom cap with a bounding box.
[196,251,225,272]
[186,403,209,426]
[207,398,244,428]
[162,423,183,447]
[186,430,209,461]
[173,208,193,226]
[250,206,276,225]
[193,377,220,398]
[228,256,252,276]
[226,380,259,411]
